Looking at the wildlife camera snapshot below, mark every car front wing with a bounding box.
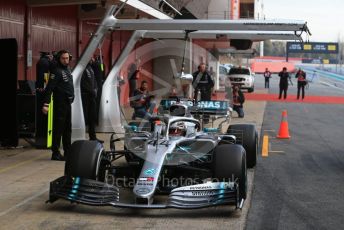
[48,176,242,209]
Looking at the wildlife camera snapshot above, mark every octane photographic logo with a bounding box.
[111,38,225,165]
[104,174,239,188]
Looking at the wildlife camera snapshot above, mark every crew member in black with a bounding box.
[192,63,214,123]
[35,52,53,147]
[263,67,272,89]
[192,63,214,101]
[36,52,52,90]
[128,63,140,97]
[278,67,291,99]
[295,68,307,100]
[81,59,103,143]
[42,50,74,161]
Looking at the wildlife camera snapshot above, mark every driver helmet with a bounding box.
[169,122,186,137]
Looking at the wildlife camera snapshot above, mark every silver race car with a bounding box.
[48,99,257,210]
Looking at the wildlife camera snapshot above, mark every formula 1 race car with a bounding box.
[48,99,257,210]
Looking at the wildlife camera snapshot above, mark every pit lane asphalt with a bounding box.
[246,73,344,230]
[0,80,267,230]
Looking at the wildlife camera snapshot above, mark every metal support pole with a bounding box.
[260,41,264,57]
[97,30,146,133]
[189,38,193,98]
[71,6,117,141]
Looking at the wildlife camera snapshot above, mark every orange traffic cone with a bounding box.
[277,110,291,139]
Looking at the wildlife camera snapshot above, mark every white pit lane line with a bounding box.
[318,80,344,92]
[0,187,49,218]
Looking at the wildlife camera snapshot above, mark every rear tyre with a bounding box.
[213,144,247,200]
[65,140,108,181]
[227,124,257,168]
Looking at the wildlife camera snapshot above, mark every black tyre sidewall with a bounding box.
[227,124,257,168]
[212,144,247,200]
[65,140,105,180]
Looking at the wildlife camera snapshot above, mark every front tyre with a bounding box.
[64,140,109,181]
[212,144,247,200]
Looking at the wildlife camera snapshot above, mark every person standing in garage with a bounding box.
[36,52,52,90]
[35,52,53,148]
[295,68,307,100]
[128,63,140,98]
[192,63,214,102]
[42,50,74,161]
[278,67,291,99]
[81,59,103,143]
[263,67,272,89]
[192,63,214,123]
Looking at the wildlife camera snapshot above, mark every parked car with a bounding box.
[228,67,255,93]
[222,63,234,69]
[219,64,231,90]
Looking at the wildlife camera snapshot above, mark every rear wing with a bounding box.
[159,99,231,116]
